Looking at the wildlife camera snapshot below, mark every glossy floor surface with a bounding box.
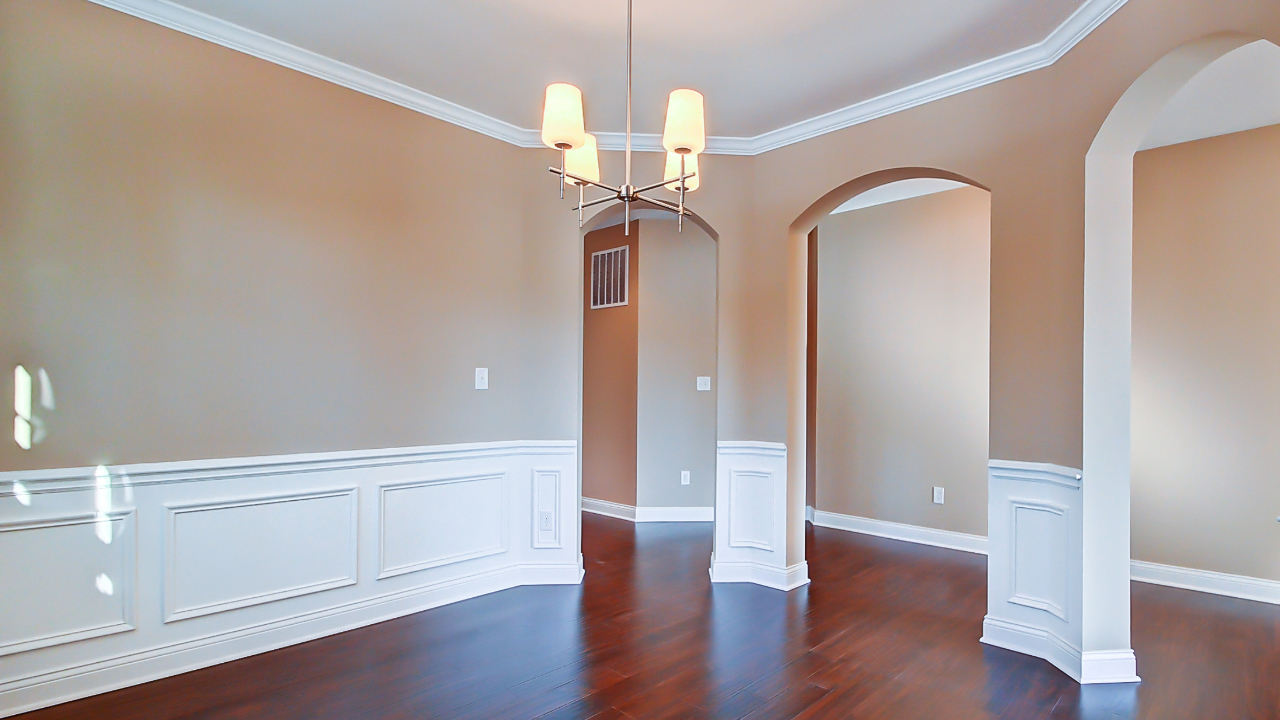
[19,514,1280,719]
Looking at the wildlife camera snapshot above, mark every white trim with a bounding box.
[634,506,714,523]
[988,459,1083,488]
[579,498,712,522]
[580,497,636,521]
[981,615,1084,682]
[377,474,509,580]
[716,440,787,458]
[1131,559,1280,605]
[0,440,575,496]
[0,562,580,719]
[805,505,815,524]
[812,509,988,555]
[709,555,810,591]
[1081,650,1141,684]
[84,0,1128,156]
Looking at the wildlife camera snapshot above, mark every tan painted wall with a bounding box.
[0,0,581,472]
[5,0,1280,502]
[1133,124,1280,581]
[815,187,991,536]
[636,220,717,509]
[581,224,638,506]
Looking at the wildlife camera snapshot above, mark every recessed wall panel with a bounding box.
[379,474,506,579]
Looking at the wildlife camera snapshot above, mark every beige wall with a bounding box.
[1133,124,1280,581]
[5,0,1280,504]
[0,0,581,472]
[581,224,638,506]
[815,187,990,536]
[637,219,717,509]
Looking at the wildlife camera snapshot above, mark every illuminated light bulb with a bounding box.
[564,134,601,186]
[664,151,699,192]
[541,83,586,150]
[662,89,705,155]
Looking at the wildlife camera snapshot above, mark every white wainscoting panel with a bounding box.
[983,460,1091,682]
[0,511,136,657]
[166,489,358,622]
[0,440,580,718]
[711,442,806,591]
[379,475,506,579]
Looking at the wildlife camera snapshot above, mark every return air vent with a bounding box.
[591,246,629,309]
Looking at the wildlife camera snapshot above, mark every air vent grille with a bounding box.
[591,246,629,309]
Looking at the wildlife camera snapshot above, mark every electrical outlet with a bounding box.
[539,511,554,532]
[681,470,691,485]
[933,487,945,505]
[696,376,711,391]
[475,368,488,390]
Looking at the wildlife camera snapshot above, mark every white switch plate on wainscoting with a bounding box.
[697,376,711,391]
[933,487,945,504]
[475,368,488,390]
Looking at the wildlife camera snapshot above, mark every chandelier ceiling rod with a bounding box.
[540,0,705,235]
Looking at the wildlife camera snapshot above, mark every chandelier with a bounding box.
[540,0,704,234]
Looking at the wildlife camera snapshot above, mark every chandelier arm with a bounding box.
[631,171,696,195]
[574,194,625,212]
[633,193,691,215]
[547,167,621,194]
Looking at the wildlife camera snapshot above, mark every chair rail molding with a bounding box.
[87,0,1128,156]
[710,442,806,591]
[0,440,580,719]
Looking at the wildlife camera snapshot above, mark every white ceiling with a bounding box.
[1141,40,1280,151]
[97,0,1126,152]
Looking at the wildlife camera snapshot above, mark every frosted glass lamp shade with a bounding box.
[664,151,699,192]
[542,83,586,150]
[564,134,600,186]
[662,89,705,155]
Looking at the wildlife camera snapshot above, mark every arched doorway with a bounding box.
[1083,31,1280,684]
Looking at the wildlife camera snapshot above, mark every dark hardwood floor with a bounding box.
[20,514,1280,719]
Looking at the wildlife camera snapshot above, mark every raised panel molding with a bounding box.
[164,489,359,623]
[0,511,136,657]
[1009,499,1070,621]
[86,0,1129,155]
[728,470,774,551]
[532,469,561,548]
[378,473,507,579]
[0,440,580,718]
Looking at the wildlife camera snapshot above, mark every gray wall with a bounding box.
[636,220,718,509]
[1133,123,1280,581]
[815,186,990,536]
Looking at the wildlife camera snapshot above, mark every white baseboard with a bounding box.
[812,509,988,555]
[981,616,1085,682]
[805,505,815,523]
[580,497,636,521]
[1080,650,1141,684]
[1131,559,1280,605]
[709,554,810,591]
[581,499,713,523]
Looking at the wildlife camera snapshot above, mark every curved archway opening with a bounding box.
[783,167,991,589]
[1084,31,1279,682]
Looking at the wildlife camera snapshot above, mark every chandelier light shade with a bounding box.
[541,83,586,150]
[662,89,705,155]
[564,133,601,186]
[664,151,698,192]
[542,0,702,233]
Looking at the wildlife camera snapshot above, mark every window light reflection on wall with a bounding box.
[14,365,32,450]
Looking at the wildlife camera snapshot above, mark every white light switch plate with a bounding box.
[933,487,945,504]
[681,470,691,485]
[696,376,711,391]
[475,368,488,390]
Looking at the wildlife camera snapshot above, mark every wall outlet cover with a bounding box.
[681,470,691,485]
[475,368,489,390]
[933,487,945,504]
[697,376,711,391]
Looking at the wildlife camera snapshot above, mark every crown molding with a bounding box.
[88,0,1127,157]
